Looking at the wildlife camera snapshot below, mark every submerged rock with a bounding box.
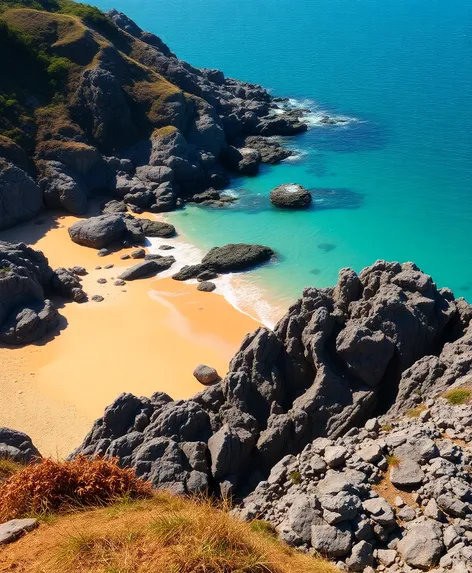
[270,183,312,209]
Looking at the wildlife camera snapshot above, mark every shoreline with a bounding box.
[0,212,262,457]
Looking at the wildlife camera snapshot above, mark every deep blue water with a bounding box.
[93,0,472,316]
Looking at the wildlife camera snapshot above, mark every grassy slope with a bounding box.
[0,0,193,155]
[0,493,338,573]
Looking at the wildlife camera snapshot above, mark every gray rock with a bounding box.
[197,281,216,292]
[397,520,444,569]
[324,445,348,467]
[69,214,126,249]
[202,243,274,273]
[346,540,374,571]
[0,428,41,463]
[319,491,361,524]
[437,494,468,518]
[270,183,312,209]
[0,519,38,545]
[118,260,170,281]
[390,459,425,488]
[377,548,397,566]
[362,498,396,527]
[358,442,382,464]
[130,248,146,259]
[311,523,353,558]
[207,424,255,479]
[0,160,42,230]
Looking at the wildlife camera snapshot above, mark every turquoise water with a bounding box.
[94,0,472,314]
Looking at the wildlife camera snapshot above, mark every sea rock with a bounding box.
[270,183,312,209]
[139,219,176,238]
[220,146,261,175]
[201,244,274,272]
[197,281,216,292]
[241,135,292,164]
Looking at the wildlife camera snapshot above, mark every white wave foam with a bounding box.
[220,188,239,199]
[275,97,360,128]
[145,232,282,328]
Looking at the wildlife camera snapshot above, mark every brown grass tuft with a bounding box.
[0,456,152,521]
[0,457,24,484]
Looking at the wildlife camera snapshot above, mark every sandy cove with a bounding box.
[0,212,261,458]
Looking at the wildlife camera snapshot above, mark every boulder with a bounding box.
[0,519,38,545]
[118,260,170,281]
[270,183,312,209]
[68,214,126,249]
[193,364,220,385]
[197,281,216,292]
[0,428,41,463]
[397,520,444,569]
[201,244,274,272]
[390,459,425,489]
[311,523,353,558]
[0,299,59,345]
[220,146,261,175]
[140,219,176,238]
[52,268,87,302]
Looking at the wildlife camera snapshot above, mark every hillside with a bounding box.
[0,0,308,229]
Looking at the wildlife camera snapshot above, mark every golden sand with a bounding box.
[0,213,260,457]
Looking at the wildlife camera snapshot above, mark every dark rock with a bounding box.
[241,136,292,164]
[102,200,128,214]
[0,427,41,463]
[69,214,126,249]
[118,260,169,281]
[130,248,146,259]
[220,146,261,175]
[193,364,220,385]
[201,244,274,272]
[52,268,87,302]
[159,245,175,251]
[0,160,42,230]
[140,219,176,238]
[97,248,111,257]
[39,161,88,215]
[172,264,206,281]
[91,295,104,302]
[197,270,218,281]
[0,299,59,345]
[69,266,87,276]
[270,183,312,209]
[197,281,216,292]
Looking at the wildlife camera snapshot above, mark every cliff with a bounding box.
[0,0,307,229]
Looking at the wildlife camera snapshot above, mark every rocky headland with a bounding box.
[25,259,465,573]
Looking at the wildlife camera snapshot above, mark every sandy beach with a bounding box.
[0,213,261,457]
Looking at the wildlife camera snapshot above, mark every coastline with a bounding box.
[0,213,261,457]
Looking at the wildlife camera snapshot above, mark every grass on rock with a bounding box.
[406,404,427,418]
[444,388,471,405]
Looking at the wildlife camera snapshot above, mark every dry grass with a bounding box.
[0,456,152,522]
[406,404,427,418]
[444,388,471,405]
[0,492,338,573]
[385,454,401,467]
[0,457,24,484]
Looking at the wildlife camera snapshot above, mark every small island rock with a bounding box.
[270,183,312,209]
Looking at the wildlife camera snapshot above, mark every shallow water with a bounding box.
[93,0,472,320]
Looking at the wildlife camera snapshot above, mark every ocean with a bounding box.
[92,0,472,324]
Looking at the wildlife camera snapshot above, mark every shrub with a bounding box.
[0,456,152,521]
[386,454,400,467]
[0,457,23,483]
[444,388,471,405]
[289,470,301,484]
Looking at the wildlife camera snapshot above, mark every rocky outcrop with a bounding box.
[0,427,41,463]
[73,261,471,503]
[235,397,472,572]
[39,161,88,215]
[0,160,42,230]
[201,244,274,272]
[0,241,88,345]
[68,214,176,249]
[270,183,312,209]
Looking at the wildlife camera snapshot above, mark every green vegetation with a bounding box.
[289,470,302,485]
[250,519,278,538]
[380,423,392,433]
[386,454,401,467]
[444,388,471,405]
[0,457,23,483]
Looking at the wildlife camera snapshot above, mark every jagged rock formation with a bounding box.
[0,241,86,345]
[235,398,472,572]
[73,261,472,500]
[0,2,309,229]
